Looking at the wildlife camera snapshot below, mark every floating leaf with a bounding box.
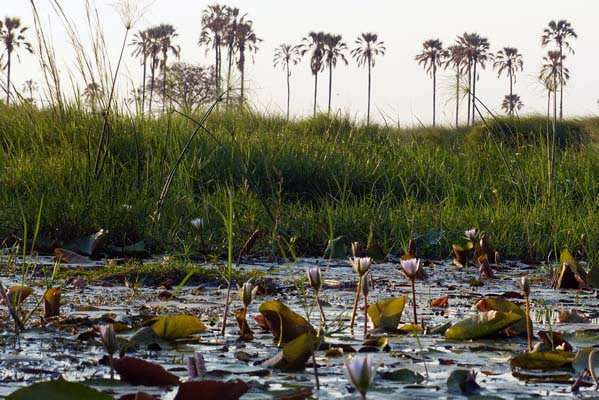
[7,380,113,400]
[445,311,522,340]
[2,285,32,306]
[475,297,529,336]
[174,379,249,400]
[453,241,474,268]
[398,324,424,335]
[146,315,207,340]
[262,333,315,371]
[367,296,407,331]
[510,350,574,371]
[559,309,590,323]
[259,301,315,344]
[67,229,108,256]
[360,336,389,352]
[553,262,588,290]
[428,321,452,335]
[447,369,480,395]
[380,368,425,383]
[44,287,61,318]
[430,295,449,308]
[107,241,149,257]
[113,357,180,386]
[323,236,346,259]
[54,248,90,264]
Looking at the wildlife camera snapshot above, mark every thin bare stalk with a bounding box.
[524,294,532,352]
[589,349,599,389]
[411,279,418,326]
[315,294,327,324]
[363,293,368,338]
[350,276,362,333]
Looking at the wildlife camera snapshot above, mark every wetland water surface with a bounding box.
[1,257,598,399]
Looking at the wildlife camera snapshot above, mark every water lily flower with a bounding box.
[238,281,258,309]
[520,276,530,297]
[99,323,118,380]
[351,257,372,276]
[349,255,372,334]
[307,267,322,292]
[344,354,379,400]
[352,241,360,257]
[190,218,203,230]
[187,352,206,381]
[464,228,477,241]
[400,258,420,326]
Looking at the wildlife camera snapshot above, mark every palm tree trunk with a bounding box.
[471,62,477,124]
[509,70,513,116]
[455,69,459,128]
[367,60,372,125]
[313,73,318,117]
[286,63,291,120]
[162,54,167,113]
[141,56,147,114]
[240,62,245,105]
[214,43,220,96]
[149,58,156,113]
[328,63,333,115]
[559,46,563,120]
[546,88,551,196]
[551,72,558,196]
[466,64,472,126]
[432,65,436,127]
[226,46,233,106]
[6,52,12,104]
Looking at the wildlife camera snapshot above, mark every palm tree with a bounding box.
[223,6,240,106]
[273,43,301,120]
[444,44,467,128]
[323,33,348,115]
[157,24,180,112]
[235,17,260,105]
[415,39,447,127]
[541,20,577,119]
[493,47,523,115]
[130,29,150,113]
[300,31,326,117]
[22,79,38,104]
[540,50,569,195]
[350,32,386,125]
[501,94,523,115]
[0,17,33,105]
[83,81,103,111]
[146,26,163,113]
[199,4,229,97]
[458,33,490,125]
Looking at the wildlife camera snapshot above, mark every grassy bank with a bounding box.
[2,103,599,262]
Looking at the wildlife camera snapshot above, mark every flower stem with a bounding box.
[363,293,368,338]
[108,354,114,380]
[350,276,362,334]
[240,306,247,338]
[524,293,532,352]
[411,279,418,326]
[315,292,327,323]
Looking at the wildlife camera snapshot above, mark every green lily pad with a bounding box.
[510,350,575,371]
[429,321,452,335]
[447,369,480,395]
[380,368,425,383]
[262,332,315,371]
[476,296,529,336]
[367,295,407,331]
[259,300,316,344]
[7,380,113,400]
[323,236,346,259]
[559,247,578,271]
[145,315,207,340]
[445,311,522,340]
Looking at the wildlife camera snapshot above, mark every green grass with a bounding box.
[2,103,599,262]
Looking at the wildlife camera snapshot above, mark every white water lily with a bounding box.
[190,218,204,230]
[344,354,379,399]
[464,228,477,241]
[307,267,322,292]
[238,281,259,308]
[520,276,530,296]
[400,258,420,280]
[350,257,372,276]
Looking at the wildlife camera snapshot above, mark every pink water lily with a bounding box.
[400,257,420,280]
[344,354,379,399]
[307,267,322,292]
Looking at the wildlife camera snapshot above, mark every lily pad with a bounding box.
[510,350,574,371]
[323,236,346,259]
[145,315,207,340]
[262,333,315,370]
[476,297,529,336]
[367,295,407,331]
[259,300,316,344]
[447,369,480,395]
[113,357,180,386]
[380,368,425,383]
[7,380,113,400]
[174,379,249,400]
[445,311,522,340]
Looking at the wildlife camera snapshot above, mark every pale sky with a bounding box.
[4,0,599,125]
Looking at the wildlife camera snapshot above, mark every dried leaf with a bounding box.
[430,295,449,308]
[6,380,113,400]
[44,287,61,318]
[113,357,180,386]
[174,379,248,400]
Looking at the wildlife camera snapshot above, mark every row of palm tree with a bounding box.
[130,24,180,113]
[198,5,260,105]
[273,32,385,124]
[415,20,576,127]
